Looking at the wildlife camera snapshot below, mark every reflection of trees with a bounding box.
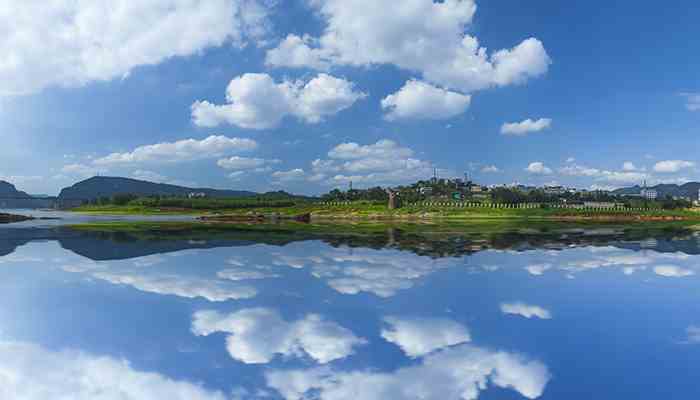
[2,224,699,262]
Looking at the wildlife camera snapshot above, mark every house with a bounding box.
[188,192,207,199]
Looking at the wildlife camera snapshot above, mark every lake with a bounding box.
[1,221,699,399]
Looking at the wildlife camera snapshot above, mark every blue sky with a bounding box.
[1,0,699,195]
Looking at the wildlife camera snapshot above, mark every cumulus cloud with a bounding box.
[216,156,280,172]
[501,118,552,136]
[381,80,471,121]
[559,163,649,184]
[652,160,696,173]
[481,165,501,173]
[265,343,551,400]
[93,136,257,166]
[500,302,552,319]
[653,265,695,278]
[191,73,366,129]
[191,308,366,364]
[265,0,550,94]
[525,162,553,175]
[272,169,306,182]
[0,0,273,96]
[680,92,700,111]
[381,316,471,358]
[311,140,441,187]
[265,34,331,70]
[0,340,227,399]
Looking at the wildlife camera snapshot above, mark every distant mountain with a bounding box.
[58,176,258,203]
[0,181,34,208]
[0,180,30,199]
[613,182,700,200]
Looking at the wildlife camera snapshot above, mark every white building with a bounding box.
[640,188,657,200]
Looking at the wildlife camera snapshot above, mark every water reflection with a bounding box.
[1,223,700,399]
[192,308,366,364]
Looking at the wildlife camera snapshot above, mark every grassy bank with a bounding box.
[70,202,700,221]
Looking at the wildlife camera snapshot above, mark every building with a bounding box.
[188,192,207,199]
[544,185,567,195]
[640,188,657,200]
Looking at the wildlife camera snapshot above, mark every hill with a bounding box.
[0,180,30,199]
[613,182,700,199]
[58,176,257,204]
[0,181,46,208]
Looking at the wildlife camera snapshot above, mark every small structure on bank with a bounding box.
[387,188,400,209]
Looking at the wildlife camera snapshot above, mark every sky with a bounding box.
[0,0,699,196]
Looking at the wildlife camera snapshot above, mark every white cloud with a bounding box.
[0,340,227,399]
[381,316,471,358]
[622,162,639,171]
[93,136,257,166]
[216,156,280,170]
[559,163,649,184]
[265,343,550,400]
[61,163,108,178]
[381,80,471,121]
[312,140,440,187]
[288,249,456,297]
[653,265,695,278]
[481,165,500,173]
[525,162,552,175]
[272,169,306,182]
[191,308,366,364]
[0,0,273,96]
[652,160,695,173]
[598,171,648,183]
[61,262,257,302]
[559,164,602,177]
[265,34,331,70]
[92,272,258,302]
[217,265,281,281]
[500,302,552,319]
[525,264,552,276]
[191,73,366,129]
[328,140,413,160]
[680,92,700,111]
[501,118,552,136]
[266,0,550,94]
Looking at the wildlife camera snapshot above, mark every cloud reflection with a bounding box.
[191,308,366,364]
[500,303,552,320]
[381,316,471,358]
[265,343,550,400]
[0,340,227,400]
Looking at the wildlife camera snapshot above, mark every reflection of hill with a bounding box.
[2,225,700,261]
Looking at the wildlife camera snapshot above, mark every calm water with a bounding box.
[1,223,699,399]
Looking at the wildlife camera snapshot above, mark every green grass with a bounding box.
[70,202,700,221]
